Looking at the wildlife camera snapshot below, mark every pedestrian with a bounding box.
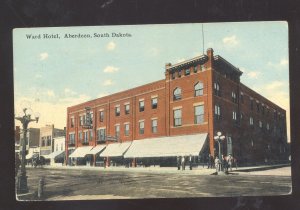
[177,156,181,170]
[227,154,233,171]
[222,155,228,172]
[207,154,212,169]
[181,156,185,170]
[189,155,192,170]
[234,157,238,170]
[214,156,220,172]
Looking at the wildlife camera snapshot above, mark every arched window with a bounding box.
[173,87,182,100]
[194,82,204,96]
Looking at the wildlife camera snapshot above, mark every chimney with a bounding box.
[206,48,214,69]
[207,48,214,58]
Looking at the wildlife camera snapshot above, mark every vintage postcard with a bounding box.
[13,22,291,200]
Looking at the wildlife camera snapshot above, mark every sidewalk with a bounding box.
[29,163,291,176]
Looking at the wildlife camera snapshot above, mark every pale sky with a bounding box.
[13,22,290,140]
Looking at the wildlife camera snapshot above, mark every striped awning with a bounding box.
[99,142,132,157]
[69,146,93,158]
[124,133,208,158]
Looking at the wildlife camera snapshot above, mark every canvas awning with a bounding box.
[44,150,65,159]
[86,145,106,155]
[69,146,93,158]
[99,142,132,157]
[124,133,208,158]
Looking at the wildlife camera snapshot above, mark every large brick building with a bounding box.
[66,48,288,166]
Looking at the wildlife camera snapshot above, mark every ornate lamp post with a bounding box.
[15,107,40,193]
[214,131,225,173]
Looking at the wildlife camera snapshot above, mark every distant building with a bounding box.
[66,48,288,166]
[39,125,65,156]
[19,128,40,153]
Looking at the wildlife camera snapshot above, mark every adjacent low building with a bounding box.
[65,48,288,167]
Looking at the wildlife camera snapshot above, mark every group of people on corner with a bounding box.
[177,155,193,170]
[208,153,237,173]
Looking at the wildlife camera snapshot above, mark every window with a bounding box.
[69,133,75,145]
[240,93,244,103]
[99,111,104,122]
[151,98,158,109]
[139,101,145,112]
[173,87,182,100]
[152,119,158,133]
[139,121,144,134]
[185,68,190,76]
[266,123,270,130]
[195,105,204,124]
[90,112,93,124]
[232,92,237,103]
[70,117,75,128]
[256,103,260,113]
[262,106,265,115]
[79,131,83,141]
[115,106,120,116]
[83,115,86,125]
[79,116,83,126]
[249,117,254,125]
[232,111,237,121]
[89,130,93,141]
[215,105,221,119]
[97,129,106,142]
[251,139,254,147]
[171,72,175,80]
[115,125,120,139]
[214,82,220,96]
[47,136,51,146]
[83,131,88,143]
[193,65,198,73]
[200,64,206,71]
[41,138,45,147]
[259,120,263,128]
[124,124,130,136]
[250,100,254,110]
[178,70,182,77]
[194,82,204,96]
[125,104,130,115]
[174,109,182,126]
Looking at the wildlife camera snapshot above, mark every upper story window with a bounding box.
[194,82,204,96]
[83,131,88,143]
[79,116,83,126]
[139,121,144,134]
[262,106,265,115]
[185,68,190,76]
[259,120,263,128]
[139,100,145,112]
[115,106,120,116]
[70,117,75,128]
[215,104,221,120]
[195,105,204,124]
[266,123,270,130]
[201,64,206,71]
[214,82,220,96]
[151,98,158,109]
[171,72,176,80]
[115,125,120,139]
[250,99,254,110]
[173,87,182,100]
[124,124,130,136]
[231,92,237,103]
[79,131,83,141]
[256,103,260,113]
[97,128,106,142]
[152,119,158,133]
[89,130,93,141]
[232,111,237,121]
[249,117,254,125]
[193,65,198,73]
[174,109,182,127]
[178,70,182,77]
[69,133,75,144]
[240,92,244,103]
[125,104,130,115]
[99,111,104,122]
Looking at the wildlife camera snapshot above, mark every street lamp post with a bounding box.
[15,107,39,193]
[214,131,225,174]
